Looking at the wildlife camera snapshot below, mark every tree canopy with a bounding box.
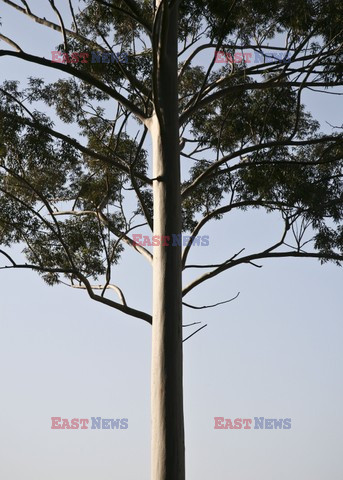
[0,0,342,316]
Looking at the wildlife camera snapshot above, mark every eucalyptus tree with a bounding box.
[0,1,343,479]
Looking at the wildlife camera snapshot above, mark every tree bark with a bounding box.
[150,116,185,480]
[150,2,185,479]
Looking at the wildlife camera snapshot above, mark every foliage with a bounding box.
[0,0,342,301]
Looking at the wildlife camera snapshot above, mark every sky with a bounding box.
[0,2,342,480]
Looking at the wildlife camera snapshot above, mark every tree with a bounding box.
[0,1,342,478]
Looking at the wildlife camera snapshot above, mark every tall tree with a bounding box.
[0,1,342,478]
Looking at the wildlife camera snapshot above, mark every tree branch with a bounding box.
[181,200,294,269]
[48,0,68,53]
[76,272,152,324]
[182,292,240,310]
[181,135,343,199]
[0,49,148,123]
[182,324,207,343]
[0,33,22,52]
[51,210,153,264]
[71,283,127,306]
[2,110,152,186]
[180,78,343,125]
[95,0,152,38]
[0,256,152,324]
[183,250,343,296]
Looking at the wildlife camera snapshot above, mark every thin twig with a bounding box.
[183,324,208,343]
[182,292,240,310]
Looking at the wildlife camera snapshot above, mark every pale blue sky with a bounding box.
[0,2,342,479]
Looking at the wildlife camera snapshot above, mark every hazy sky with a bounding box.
[0,2,342,480]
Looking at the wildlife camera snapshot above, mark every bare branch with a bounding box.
[76,273,152,324]
[0,33,22,52]
[71,283,127,307]
[183,324,207,343]
[48,0,68,53]
[183,291,240,310]
[0,258,152,324]
[19,0,31,14]
[68,0,78,34]
[0,249,16,266]
[183,250,343,297]
[181,199,295,269]
[182,321,202,327]
[98,211,153,264]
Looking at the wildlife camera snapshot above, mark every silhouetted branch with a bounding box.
[182,291,240,310]
[183,324,208,343]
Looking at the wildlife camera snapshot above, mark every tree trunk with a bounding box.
[150,3,185,479]
[150,117,185,480]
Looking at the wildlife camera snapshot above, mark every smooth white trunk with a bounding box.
[150,113,185,480]
[150,3,184,478]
